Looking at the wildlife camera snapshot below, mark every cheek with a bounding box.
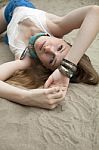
[38,54,49,65]
[61,50,68,59]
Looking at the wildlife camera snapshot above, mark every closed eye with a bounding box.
[58,45,63,51]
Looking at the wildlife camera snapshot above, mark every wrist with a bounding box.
[64,51,78,65]
[58,59,77,78]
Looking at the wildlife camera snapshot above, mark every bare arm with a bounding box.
[0,55,32,81]
[0,54,64,109]
[0,80,64,109]
[58,6,94,34]
[0,60,23,81]
[58,5,99,64]
[45,5,99,88]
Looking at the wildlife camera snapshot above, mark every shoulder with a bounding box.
[45,12,64,38]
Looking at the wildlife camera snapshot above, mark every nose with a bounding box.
[44,45,54,53]
[44,45,58,56]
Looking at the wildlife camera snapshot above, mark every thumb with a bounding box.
[44,74,53,88]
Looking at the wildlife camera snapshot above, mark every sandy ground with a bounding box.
[0,0,99,150]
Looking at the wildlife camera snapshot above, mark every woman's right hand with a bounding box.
[24,87,65,109]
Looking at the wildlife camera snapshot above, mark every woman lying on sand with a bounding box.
[0,0,99,109]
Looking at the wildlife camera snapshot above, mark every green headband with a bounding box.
[28,32,49,59]
[20,32,49,60]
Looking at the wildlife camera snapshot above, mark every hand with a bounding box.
[24,87,64,109]
[44,69,70,97]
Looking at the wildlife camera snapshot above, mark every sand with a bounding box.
[0,0,99,150]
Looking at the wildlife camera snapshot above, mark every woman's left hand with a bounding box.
[44,69,70,97]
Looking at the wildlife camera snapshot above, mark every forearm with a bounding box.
[65,6,99,64]
[0,60,23,81]
[0,80,64,109]
[0,80,28,105]
[0,55,32,81]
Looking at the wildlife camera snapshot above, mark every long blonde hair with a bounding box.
[6,53,99,89]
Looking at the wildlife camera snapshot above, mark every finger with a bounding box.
[61,87,68,95]
[52,90,66,104]
[44,75,53,88]
[49,96,65,105]
[49,92,63,99]
[45,86,60,94]
[47,103,58,110]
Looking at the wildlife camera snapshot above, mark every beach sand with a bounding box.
[0,0,99,150]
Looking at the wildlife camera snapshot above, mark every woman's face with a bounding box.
[34,36,71,70]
